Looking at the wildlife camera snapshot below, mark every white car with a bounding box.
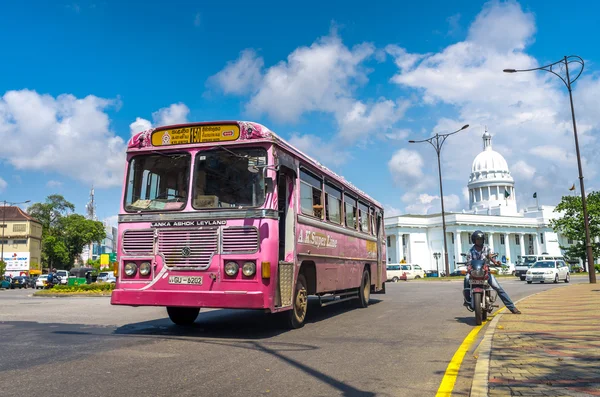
[399,264,425,280]
[96,271,116,283]
[55,270,70,285]
[35,276,48,289]
[526,260,570,284]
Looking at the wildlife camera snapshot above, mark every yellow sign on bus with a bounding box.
[151,125,240,146]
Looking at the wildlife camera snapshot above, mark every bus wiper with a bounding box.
[150,151,188,159]
[213,145,247,159]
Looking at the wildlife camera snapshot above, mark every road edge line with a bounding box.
[435,322,483,396]
[470,308,504,396]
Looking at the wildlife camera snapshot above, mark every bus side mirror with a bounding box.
[265,177,274,193]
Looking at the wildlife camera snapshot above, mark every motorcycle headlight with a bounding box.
[139,262,151,276]
[224,261,239,277]
[124,262,137,277]
[242,261,256,277]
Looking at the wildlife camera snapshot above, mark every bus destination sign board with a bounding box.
[151,124,241,146]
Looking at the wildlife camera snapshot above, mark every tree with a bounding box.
[42,235,69,270]
[59,214,106,268]
[0,260,6,277]
[550,192,600,271]
[27,195,75,234]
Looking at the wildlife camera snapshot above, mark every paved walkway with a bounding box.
[473,283,600,396]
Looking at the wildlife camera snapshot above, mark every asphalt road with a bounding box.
[0,276,588,397]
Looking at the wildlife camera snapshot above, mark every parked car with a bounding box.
[526,260,570,284]
[399,264,425,280]
[10,276,28,289]
[35,275,48,289]
[1,276,11,289]
[386,264,404,282]
[96,271,116,283]
[55,270,70,285]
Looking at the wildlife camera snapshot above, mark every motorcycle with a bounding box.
[465,257,498,325]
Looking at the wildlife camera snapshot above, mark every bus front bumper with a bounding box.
[111,289,266,309]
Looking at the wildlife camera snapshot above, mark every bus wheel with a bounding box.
[357,268,370,308]
[287,274,308,329]
[167,307,200,326]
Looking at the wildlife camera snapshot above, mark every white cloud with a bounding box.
[0,89,125,188]
[46,180,63,188]
[287,133,351,167]
[383,204,402,217]
[129,103,190,136]
[210,31,408,145]
[0,177,6,192]
[388,149,430,191]
[385,129,411,141]
[129,117,152,136]
[386,0,600,211]
[512,160,535,181]
[152,103,190,127]
[403,193,460,215]
[103,215,118,229]
[209,49,264,95]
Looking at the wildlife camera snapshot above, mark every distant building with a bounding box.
[1,206,43,277]
[385,129,575,273]
[80,223,117,263]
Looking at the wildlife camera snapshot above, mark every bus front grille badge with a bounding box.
[181,246,192,258]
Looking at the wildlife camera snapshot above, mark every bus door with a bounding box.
[276,168,296,307]
[375,212,383,290]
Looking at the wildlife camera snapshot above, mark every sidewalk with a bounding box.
[473,283,600,396]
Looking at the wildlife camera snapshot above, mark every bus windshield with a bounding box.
[193,147,267,209]
[125,153,191,212]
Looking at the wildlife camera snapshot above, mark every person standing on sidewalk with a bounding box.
[463,230,521,314]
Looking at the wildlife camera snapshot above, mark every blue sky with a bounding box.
[2,0,600,225]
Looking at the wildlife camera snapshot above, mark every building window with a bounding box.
[12,224,26,232]
[540,233,544,244]
[515,235,520,245]
[13,239,27,245]
[451,233,454,244]
[0,224,5,228]
[500,234,505,245]
[387,236,391,247]
[568,238,573,244]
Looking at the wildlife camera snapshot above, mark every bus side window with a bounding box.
[325,183,342,224]
[344,195,357,229]
[358,202,369,233]
[300,169,323,219]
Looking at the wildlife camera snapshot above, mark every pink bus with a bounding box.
[111,121,386,328]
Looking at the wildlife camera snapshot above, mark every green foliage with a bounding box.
[28,195,107,270]
[0,260,6,276]
[550,192,600,271]
[52,282,115,292]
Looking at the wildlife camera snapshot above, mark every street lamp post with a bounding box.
[409,124,470,277]
[1,200,31,273]
[504,55,596,284]
[433,252,441,277]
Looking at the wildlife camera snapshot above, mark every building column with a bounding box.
[534,233,541,255]
[519,233,526,259]
[454,231,462,269]
[395,234,403,263]
[488,232,495,255]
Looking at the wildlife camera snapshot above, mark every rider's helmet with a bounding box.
[471,230,485,246]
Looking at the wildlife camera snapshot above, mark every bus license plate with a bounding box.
[169,276,203,285]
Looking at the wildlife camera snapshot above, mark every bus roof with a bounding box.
[128,120,383,209]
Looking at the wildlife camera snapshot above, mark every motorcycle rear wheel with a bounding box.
[474,293,482,325]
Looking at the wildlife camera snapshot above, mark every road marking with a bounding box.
[435,321,484,396]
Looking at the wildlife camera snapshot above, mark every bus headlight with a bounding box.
[224,261,239,277]
[139,262,151,276]
[242,261,256,277]
[124,262,137,276]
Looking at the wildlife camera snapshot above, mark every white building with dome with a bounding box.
[384,129,572,274]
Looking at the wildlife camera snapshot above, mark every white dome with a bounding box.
[471,150,510,173]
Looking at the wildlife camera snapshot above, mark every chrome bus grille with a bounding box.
[122,229,154,253]
[222,227,259,253]
[158,228,218,269]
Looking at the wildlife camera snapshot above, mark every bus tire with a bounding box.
[357,268,370,308]
[287,274,308,329]
[167,307,200,326]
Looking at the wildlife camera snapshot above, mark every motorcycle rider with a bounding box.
[463,230,521,314]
